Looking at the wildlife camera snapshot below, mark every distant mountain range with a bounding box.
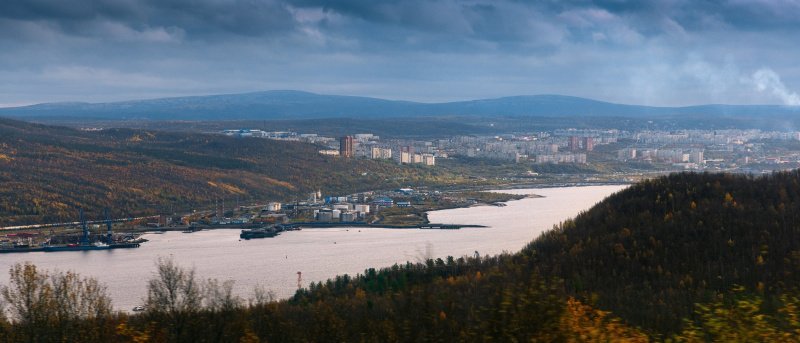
[1,90,799,120]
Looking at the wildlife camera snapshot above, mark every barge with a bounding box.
[0,242,141,254]
[240,227,280,240]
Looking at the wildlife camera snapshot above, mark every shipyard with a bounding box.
[1,186,528,252]
[0,208,145,253]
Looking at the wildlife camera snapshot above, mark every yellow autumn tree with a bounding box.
[673,287,800,342]
[559,297,649,342]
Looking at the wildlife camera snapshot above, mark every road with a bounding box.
[0,216,159,231]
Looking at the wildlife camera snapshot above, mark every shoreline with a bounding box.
[0,184,627,310]
[476,180,631,192]
[1,184,625,251]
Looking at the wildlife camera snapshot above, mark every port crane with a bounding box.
[105,208,113,244]
[79,208,90,246]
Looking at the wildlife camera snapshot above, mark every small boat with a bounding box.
[132,306,145,312]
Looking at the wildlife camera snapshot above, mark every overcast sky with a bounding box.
[1,0,800,107]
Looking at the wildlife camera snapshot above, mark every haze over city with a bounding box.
[2,0,800,107]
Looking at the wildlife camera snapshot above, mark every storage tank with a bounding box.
[340,212,357,222]
[317,211,333,222]
[333,204,352,211]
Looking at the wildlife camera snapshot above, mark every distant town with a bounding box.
[221,127,800,174]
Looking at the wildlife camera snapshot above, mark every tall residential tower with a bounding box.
[339,136,354,158]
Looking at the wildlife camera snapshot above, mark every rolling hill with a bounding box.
[0,118,459,226]
[2,90,799,120]
[528,171,800,333]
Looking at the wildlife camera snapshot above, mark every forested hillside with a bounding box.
[0,118,458,226]
[3,172,800,341]
[268,171,800,339]
[529,171,800,333]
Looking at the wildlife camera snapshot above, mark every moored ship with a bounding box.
[240,226,280,239]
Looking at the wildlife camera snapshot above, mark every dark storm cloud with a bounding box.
[0,0,799,106]
[3,0,798,45]
[0,0,298,40]
[588,0,800,31]
[291,0,800,39]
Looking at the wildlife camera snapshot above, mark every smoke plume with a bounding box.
[752,68,800,105]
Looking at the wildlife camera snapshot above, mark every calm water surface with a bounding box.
[0,185,626,310]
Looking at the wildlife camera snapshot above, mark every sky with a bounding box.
[1,0,800,107]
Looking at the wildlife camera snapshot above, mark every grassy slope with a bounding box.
[0,118,463,226]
